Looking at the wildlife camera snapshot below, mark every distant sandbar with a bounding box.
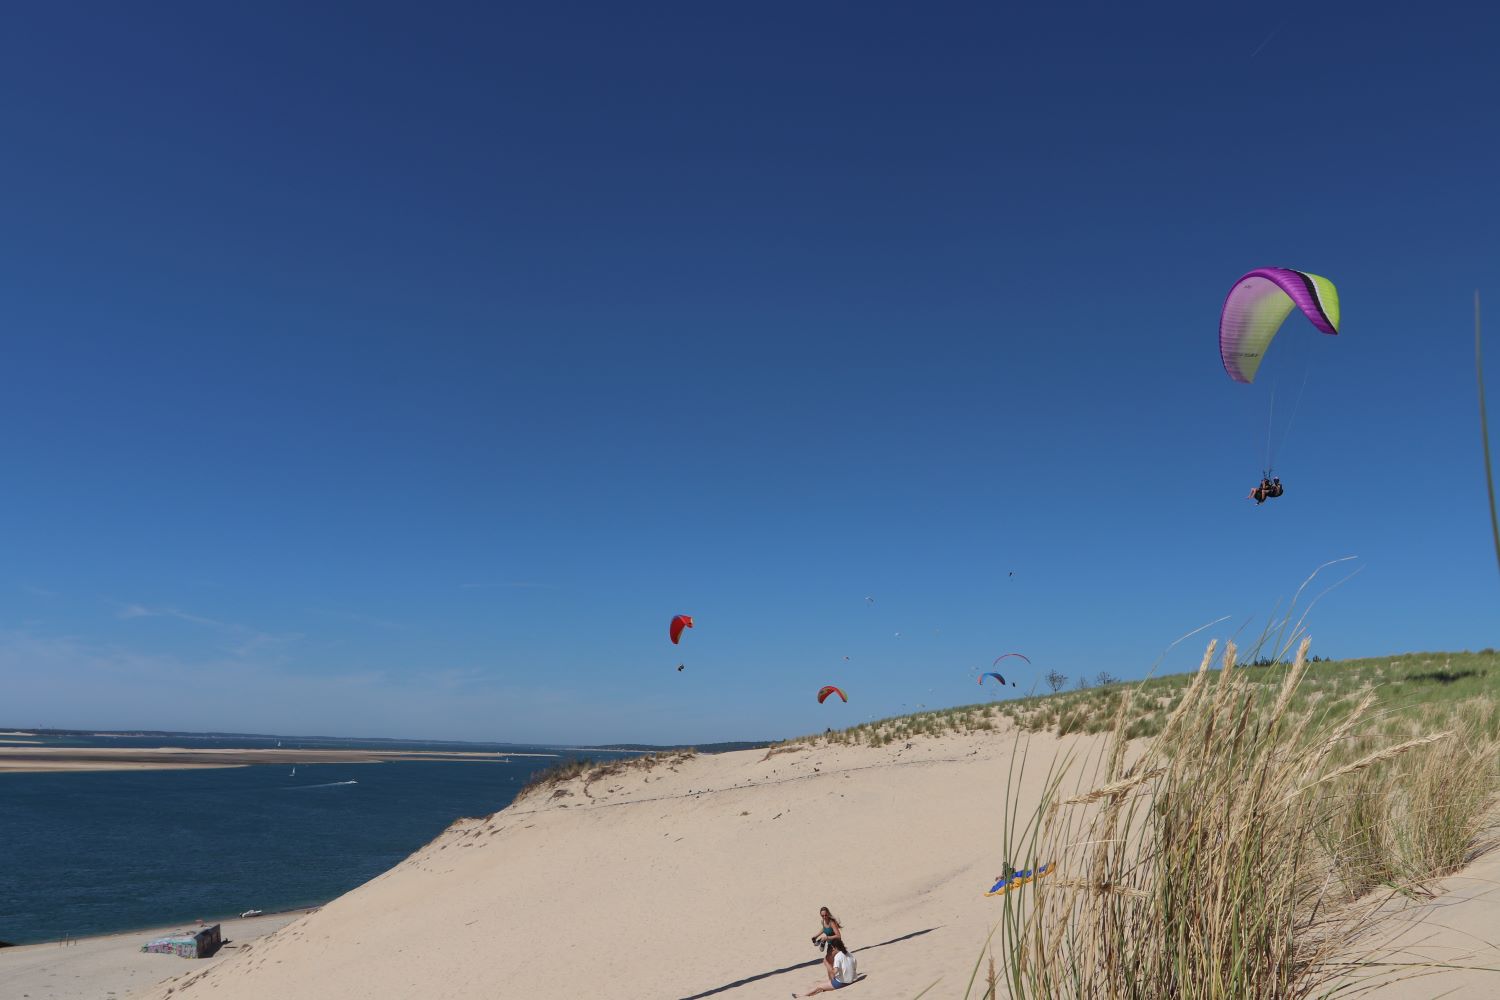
[0,747,556,774]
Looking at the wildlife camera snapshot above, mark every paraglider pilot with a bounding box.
[1248,477,1283,504]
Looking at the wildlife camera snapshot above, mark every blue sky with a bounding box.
[3,2,1497,744]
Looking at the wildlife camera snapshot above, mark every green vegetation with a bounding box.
[977,639,1499,999]
[998,648,1500,742]
[773,649,1500,751]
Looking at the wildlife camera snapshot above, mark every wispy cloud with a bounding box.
[115,603,224,627]
[111,602,300,659]
[0,626,614,743]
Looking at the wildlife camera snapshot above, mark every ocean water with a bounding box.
[0,739,628,944]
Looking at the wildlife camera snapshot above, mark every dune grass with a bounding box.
[515,749,697,800]
[973,638,1499,999]
[771,648,1500,755]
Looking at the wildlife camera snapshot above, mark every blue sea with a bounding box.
[0,734,631,944]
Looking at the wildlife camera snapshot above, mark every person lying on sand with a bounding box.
[796,939,857,996]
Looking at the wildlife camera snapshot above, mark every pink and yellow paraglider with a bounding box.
[817,685,848,704]
[1220,268,1340,384]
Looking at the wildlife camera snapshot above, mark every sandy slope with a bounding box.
[129,727,1102,1000]
[1346,851,1500,998]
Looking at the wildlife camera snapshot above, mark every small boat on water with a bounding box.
[240,909,263,919]
[290,766,296,776]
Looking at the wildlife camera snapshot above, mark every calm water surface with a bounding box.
[0,738,627,944]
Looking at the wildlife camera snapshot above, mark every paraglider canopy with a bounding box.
[993,652,1030,667]
[817,685,848,704]
[1220,267,1340,384]
[669,614,694,645]
[979,672,1009,686]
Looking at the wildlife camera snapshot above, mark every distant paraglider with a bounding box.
[993,652,1030,668]
[817,685,848,704]
[979,672,1014,687]
[669,614,694,645]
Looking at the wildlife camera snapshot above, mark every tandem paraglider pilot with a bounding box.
[1248,476,1283,505]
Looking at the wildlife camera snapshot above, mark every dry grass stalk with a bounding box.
[1286,733,1455,804]
[1059,768,1164,806]
[1268,636,1313,729]
[1047,878,1152,899]
[1306,689,1379,775]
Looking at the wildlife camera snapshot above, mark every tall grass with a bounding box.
[983,638,1498,999]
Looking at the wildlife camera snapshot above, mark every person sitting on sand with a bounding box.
[797,939,857,996]
[811,906,845,979]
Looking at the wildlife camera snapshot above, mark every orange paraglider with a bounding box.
[817,685,848,704]
[669,614,694,645]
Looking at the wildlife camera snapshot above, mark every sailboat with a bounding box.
[290,766,296,777]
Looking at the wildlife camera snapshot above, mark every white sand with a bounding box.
[127,728,1101,1000]
[1343,851,1500,998]
[0,911,312,1000]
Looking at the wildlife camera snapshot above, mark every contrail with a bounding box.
[1251,21,1285,58]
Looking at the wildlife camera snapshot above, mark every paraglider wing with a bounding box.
[817,685,848,704]
[1220,268,1340,384]
[669,614,694,645]
[979,672,1007,686]
[993,653,1031,667]
[985,863,1053,896]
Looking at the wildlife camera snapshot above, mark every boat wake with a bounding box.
[287,780,359,789]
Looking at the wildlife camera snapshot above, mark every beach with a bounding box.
[0,910,314,1000]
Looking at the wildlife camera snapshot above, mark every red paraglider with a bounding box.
[993,652,1030,668]
[669,614,694,645]
[817,685,848,704]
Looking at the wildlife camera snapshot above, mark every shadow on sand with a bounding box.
[676,927,937,1000]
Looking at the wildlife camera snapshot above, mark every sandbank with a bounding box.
[0,747,551,773]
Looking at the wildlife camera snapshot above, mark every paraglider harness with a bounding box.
[1250,475,1284,504]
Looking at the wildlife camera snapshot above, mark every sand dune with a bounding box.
[123,725,1500,1000]
[130,727,1101,1000]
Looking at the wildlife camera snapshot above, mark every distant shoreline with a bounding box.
[4,904,322,949]
[0,747,556,774]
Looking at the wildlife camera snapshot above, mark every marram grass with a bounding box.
[970,639,1500,1000]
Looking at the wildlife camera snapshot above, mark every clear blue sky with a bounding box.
[3,2,1497,744]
